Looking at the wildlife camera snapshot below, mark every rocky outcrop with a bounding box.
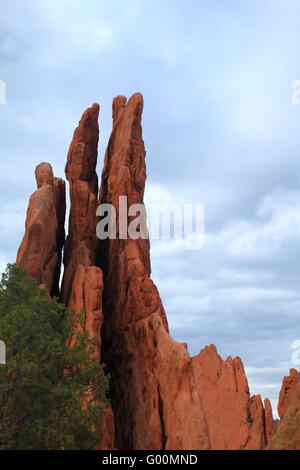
[61,103,100,304]
[16,95,281,451]
[16,162,65,296]
[191,345,271,450]
[267,369,300,450]
[277,368,300,420]
[98,93,210,450]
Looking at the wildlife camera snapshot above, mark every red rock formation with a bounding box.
[264,398,275,442]
[100,408,115,450]
[62,104,115,449]
[16,162,65,296]
[98,93,209,450]
[277,368,300,419]
[61,103,100,304]
[267,369,300,449]
[16,97,278,451]
[69,265,103,358]
[68,264,115,449]
[191,345,270,450]
[247,395,268,450]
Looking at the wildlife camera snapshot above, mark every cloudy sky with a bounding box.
[1,0,300,417]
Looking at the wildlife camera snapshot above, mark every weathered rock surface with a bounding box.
[267,368,300,450]
[98,93,210,450]
[191,345,271,450]
[61,103,100,304]
[16,162,65,296]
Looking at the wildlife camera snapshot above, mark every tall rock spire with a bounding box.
[61,103,100,304]
[16,162,65,296]
[61,103,115,449]
[98,93,209,450]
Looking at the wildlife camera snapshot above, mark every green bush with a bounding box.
[0,264,108,450]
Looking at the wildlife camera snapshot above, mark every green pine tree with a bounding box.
[0,264,109,450]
